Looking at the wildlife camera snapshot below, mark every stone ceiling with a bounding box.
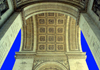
[22,13,81,53]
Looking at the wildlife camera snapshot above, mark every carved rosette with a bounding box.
[36,13,66,52]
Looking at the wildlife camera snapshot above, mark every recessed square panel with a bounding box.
[47,35,55,42]
[38,44,46,51]
[57,13,65,17]
[47,27,55,34]
[56,35,64,43]
[56,27,64,34]
[37,13,45,17]
[38,26,46,34]
[47,13,55,17]
[47,18,55,25]
[57,19,65,25]
[38,35,46,42]
[47,44,55,51]
[36,13,66,52]
[38,18,46,25]
[56,44,65,51]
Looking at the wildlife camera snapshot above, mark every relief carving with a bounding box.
[47,44,55,51]
[56,44,64,51]
[58,45,63,50]
[38,44,46,51]
[43,67,60,70]
[22,17,33,51]
[33,57,69,70]
[58,28,63,32]
[58,19,63,24]
[48,19,55,25]
[39,19,45,25]
[48,27,55,33]
[0,0,9,19]
[37,13,66,52]
[21,62,27,64]
[92,0,100,20]
[40,36,46,41]
[58,13,65,17]
[48,45,54,50]
[40,28,45,33]
[57,35,63,42]
[39,13,44,16]
[48,13,54,17]
[48,35,55,42]
[39,45,45,50]
[69,18,80,51]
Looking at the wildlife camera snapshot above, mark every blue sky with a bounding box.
[0,30,99,70]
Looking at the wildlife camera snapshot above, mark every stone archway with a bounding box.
[20,12,82,52]
[1,0,100,70]
[35,62,67,70]
[19,2,82,52]
[23,2,79,21]
[13,2,88,70]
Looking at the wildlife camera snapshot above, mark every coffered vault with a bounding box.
[13,12,88,70]
[1,0,100,70]
[1,1,89,70]
[22,13,81,52]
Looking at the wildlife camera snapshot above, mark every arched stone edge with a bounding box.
[23,2,80,21]
[19,2,81,52]
[79,27,83,52]
[20,15,82,52]
[25,11,76,20]
[19,14,82,53]
[19,26,23,51]
[34,61,67,70]
[15,1,85,11]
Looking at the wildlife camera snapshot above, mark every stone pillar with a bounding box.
[0,12,22,69]
[79,13,100,69]
[13,59,33,70]
[19,15,37,52]
[32,15,37,52]
[67,53,88,70]
[13,54,34,70]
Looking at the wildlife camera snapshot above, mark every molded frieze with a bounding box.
[33,56,69,70]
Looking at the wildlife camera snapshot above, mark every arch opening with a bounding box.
[35,62,67,70]
[20,12,82,53]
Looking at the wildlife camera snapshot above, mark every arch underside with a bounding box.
[35,62,67,70]
[23,3,80,21]
[19,2,82,52]
[21,12,82,52]
[12,2,89,70]
[15,0,88,12]
[11,1,89,70]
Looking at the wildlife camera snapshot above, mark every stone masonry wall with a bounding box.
[0,12,22,69]
[79,13,100,69]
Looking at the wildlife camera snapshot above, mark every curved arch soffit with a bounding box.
[23,2,80,20]
[35,62,67,70]
[25,11,76,20]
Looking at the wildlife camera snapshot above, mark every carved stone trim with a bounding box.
[33,55,69,70]
[14,0,88,12]
[0,0,9,19]
[68,56,86,59]
[92,0,100,20]
[24,3,79,18]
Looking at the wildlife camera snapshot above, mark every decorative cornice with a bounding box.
[14,0,88,12]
